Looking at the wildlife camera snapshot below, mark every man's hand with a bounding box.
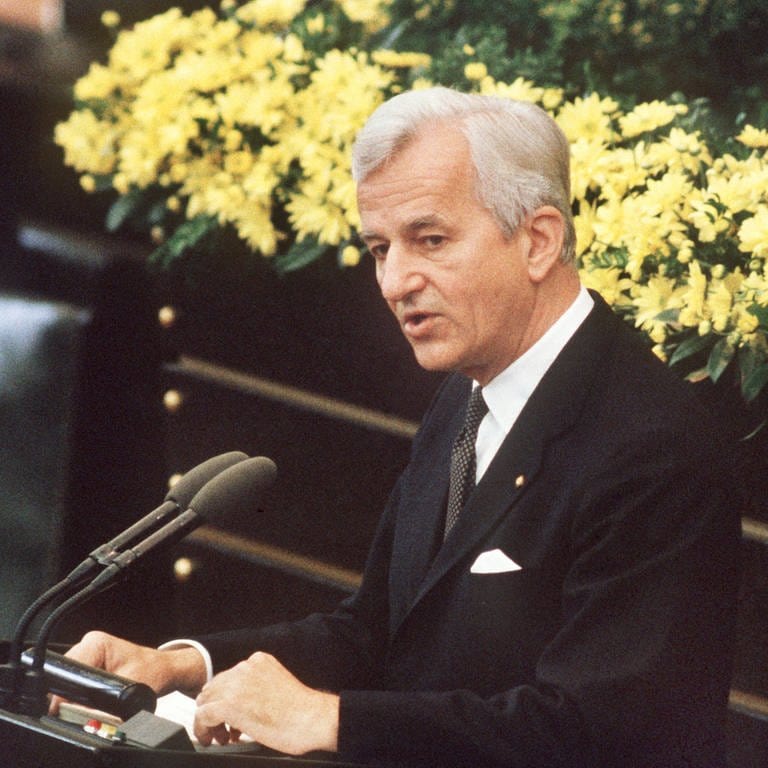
[194,651,339,755]
[49,630,208,713]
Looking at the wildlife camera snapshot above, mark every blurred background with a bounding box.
[0,2,766,765]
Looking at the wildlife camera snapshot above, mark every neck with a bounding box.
[471,267,582,387]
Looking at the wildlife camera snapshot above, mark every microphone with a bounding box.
[91,456,278,577]
[0,451,248,713]
[16,456,277,716]
[87,450,249,567]
[11,451,248,642]
[20,648,157,720]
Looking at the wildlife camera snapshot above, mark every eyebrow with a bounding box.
[360,214,450,242]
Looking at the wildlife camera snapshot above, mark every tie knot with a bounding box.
[464,386,488,434]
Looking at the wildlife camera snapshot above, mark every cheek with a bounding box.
[472,279,522,338]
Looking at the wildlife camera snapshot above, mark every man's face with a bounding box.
[357,124,538,385]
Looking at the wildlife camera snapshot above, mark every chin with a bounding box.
[412,348,462,374]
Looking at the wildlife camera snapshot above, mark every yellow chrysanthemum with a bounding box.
[235,0,306,27]
[736,310,760,335]
[371,50,431,69]
[50,0,768,379]
[618,100,686,139]
[477,76,555,106]
[338,0,391,31]
[101,10,121,28]
[464,62,488,81]
[54,110,119,175]
[708,280,735,332]
[74,63,121,101]
[688,195,731,243]
[107,8,188,83]
[736,124,768,149]
[678,261,709,327]
[578,266,633,307]
[555,93,619,143]
[573,203,599,258]
[340,244,362,267]
[738,206,768,258]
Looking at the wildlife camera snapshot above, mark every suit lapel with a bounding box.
[394,294,618,633]
[387,376,468,628]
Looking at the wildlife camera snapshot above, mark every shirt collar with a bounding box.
[481,285,594,434]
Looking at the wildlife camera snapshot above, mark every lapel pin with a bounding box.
[515,474,526,488]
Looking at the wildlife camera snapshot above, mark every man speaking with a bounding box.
[58,87,741,767]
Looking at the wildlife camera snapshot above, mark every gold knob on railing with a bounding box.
[158,305,177,329]
[163,389,184,413]
[173,557,198,583]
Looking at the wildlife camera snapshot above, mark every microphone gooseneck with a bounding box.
[0,451,255,715]
[6,450,248,674]
[18,455,277,716]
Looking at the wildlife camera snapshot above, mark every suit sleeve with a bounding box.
[195,476,399,691]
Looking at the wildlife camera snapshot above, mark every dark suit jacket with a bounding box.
[201,294,742,767]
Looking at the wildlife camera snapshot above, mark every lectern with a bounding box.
[0,706,363,768]
[1,643,362,768]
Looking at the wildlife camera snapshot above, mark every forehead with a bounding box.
[356,125,478,230]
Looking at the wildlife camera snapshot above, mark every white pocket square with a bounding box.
[470,548,522,574]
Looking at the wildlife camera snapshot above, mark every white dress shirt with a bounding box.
[475,285,593,481]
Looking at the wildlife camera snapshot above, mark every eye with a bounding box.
[367,242,388,261]
[421,234,446,249]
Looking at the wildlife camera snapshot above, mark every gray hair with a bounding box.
[352,86,576,263]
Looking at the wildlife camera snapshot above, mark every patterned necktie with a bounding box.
[444,386,488,538]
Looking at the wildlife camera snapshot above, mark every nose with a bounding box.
[377,248,426,304]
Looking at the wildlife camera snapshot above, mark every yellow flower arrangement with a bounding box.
[54,1,768,402]
[55,0,401,270]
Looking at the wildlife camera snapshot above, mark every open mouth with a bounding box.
[407,312,430,327]
[402,311,436,337]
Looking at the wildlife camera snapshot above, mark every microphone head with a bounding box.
[165,451,249,508]
[188,456,277,525]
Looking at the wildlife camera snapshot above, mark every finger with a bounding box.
[211,723,232,746]
[194,702,230,746]
[195,721,230,746]
[193,718,218,747]
[48,694,64,716]
[195,681,216,706]
[65,630,111,667]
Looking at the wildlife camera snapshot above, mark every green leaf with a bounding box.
[685,367,710,383]
[148,215,217,270]
[738,344,759,381]
[706,337,736,383]
[90,174,114,193]
[747,303,768,327]
[105,189,144,232]
[655,308,680,323]
[668,333,712,367]
[741,419,767,441]
[273,237,327,274]
[741,361,768,403]
[146,199,169,226]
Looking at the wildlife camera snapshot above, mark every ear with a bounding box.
[522,206,565,283]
